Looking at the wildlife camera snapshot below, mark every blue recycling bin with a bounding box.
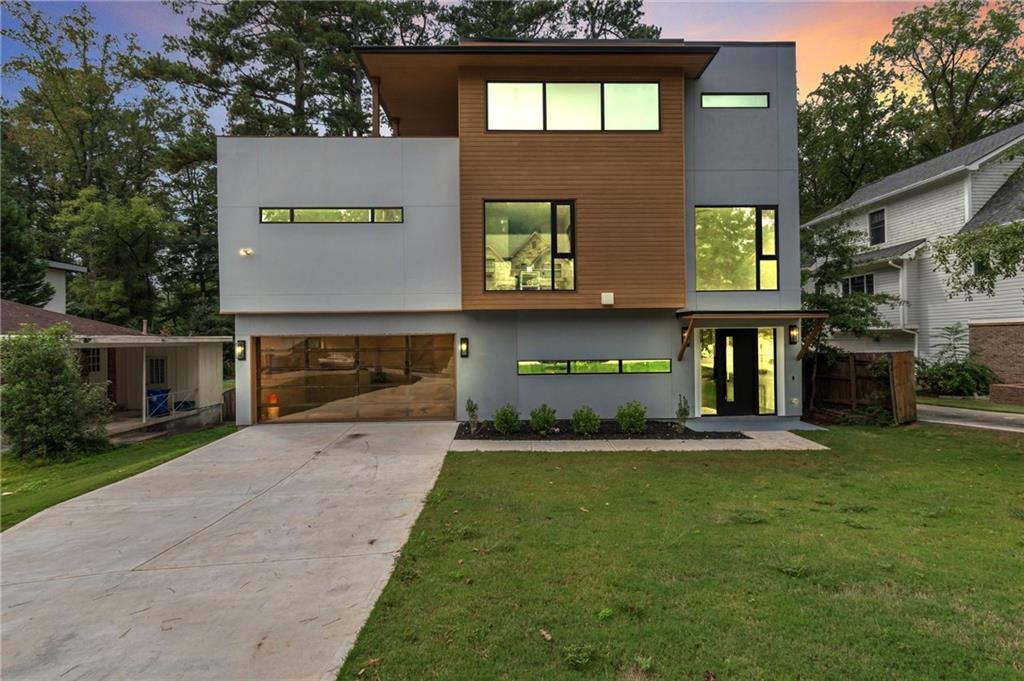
[147,388,171,417]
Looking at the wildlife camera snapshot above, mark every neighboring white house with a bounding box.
[44,260,86,314]
[802,122,1024,383]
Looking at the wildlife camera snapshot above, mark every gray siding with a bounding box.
[970,155,1023,217]
[684,44,801,312]
[218,137,460,313]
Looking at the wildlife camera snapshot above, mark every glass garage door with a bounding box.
[255,335,455,422]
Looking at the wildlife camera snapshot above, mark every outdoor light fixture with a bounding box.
[235,339,247,361]
[239,247,254,257]
[459,337,469,358]
[788,324,800,345]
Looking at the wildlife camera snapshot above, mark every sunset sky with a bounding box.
[2,1,926,106]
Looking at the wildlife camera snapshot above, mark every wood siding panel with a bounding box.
[459,67,686,310]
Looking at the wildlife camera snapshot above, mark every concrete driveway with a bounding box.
[918,404,1024,434]
[1,422,456,681]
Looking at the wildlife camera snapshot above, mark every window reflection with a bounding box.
[485,201,575,291]
[699,329,716,414]
[757,328,776,414]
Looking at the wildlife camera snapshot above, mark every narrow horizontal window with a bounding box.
[260,208,403,224]
[701,93,769,109]
[517,360,569,375]
[487,81,659,132]
[519,359,672,375]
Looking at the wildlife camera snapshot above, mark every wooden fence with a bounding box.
[804,351,916,424]
[222,388,236,423]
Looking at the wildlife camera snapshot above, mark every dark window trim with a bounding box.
[483,199,577,293]
[259,207,405,224]
[694,205,780,293]
[517,358,673,376]
[700,92,771,109]
[485,80,661,133]
[868,208,886,245]
[841,273,874,297]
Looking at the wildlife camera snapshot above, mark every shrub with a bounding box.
[492,403,520,436]
[529,403,557,436]
[616,401,647,435]
[917,356,998,396]
[571,406,600,436]
[675,394,690,433]
[465,397,480,433]
[0,323,112,461]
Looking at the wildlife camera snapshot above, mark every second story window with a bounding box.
[701,93,770,109]
[485,200,575,291]
[260,208,403,224]
[486,82,659,132]
[869,209,886,245]
[695,206,778,292]
[841,274,874,296]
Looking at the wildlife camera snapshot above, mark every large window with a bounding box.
[518,359,671,375]
[260,208,403,224]
[485,201,575,291]
[695,206,778,291]
[841,274,874,296]
[487,82,660,131]
[701,93,770,109]
[869,209,886,245]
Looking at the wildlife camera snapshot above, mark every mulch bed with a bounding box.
[454,420,747,441]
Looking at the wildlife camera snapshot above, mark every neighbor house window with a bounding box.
[518,359,671,375]
[701,93,770,109]
[81,348,100,373]
[147,357,167,386]
[695,206,779,291]
[259,208,403,223]
[869,209,885,245]
[485,200,575,291]
[841,274,874,296]
[487,82,659,131]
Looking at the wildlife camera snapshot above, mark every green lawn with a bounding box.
[1,425,235,530]
[918,394,1024,414]
[339,424,1024,680]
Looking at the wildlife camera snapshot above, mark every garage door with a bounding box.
[255,335,455,422]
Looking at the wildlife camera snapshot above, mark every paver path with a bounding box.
[1,422,456,681]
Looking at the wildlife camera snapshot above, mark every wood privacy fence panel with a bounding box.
[804,351,916,424]
[222,388,236,423]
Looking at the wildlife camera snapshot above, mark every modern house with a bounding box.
[1,299,231,435]
[802,122,1024,383]
[219,39,823,425]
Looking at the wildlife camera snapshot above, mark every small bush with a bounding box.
[0,323,112,461]
[529,403,557,436]
[492,403,520,436]
[917,356,998,396]
[561,643,595,668]
[465,397,480,433]
[675,393,690,433]
[571,406,600,436]
[616,401,647,435]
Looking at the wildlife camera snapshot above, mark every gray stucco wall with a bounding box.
[217,137,460,313]
[684,44,801,312]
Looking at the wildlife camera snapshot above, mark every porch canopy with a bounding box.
[674,309,829,360]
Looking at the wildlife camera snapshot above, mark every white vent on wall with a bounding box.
[601,292,615,306]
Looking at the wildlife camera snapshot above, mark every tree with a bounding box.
[0,199,55,306]
[439,0,571,40]
[798,62,912,221]
[932,221,1024,301]
[0,323,112,461]
[871,0,1024,154]
[567,0,660,39]
[56,188,173,328]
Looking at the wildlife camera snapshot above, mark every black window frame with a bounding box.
[869,209,886,245]
[841,273,874,297]
[694,205,779,292]
[259,207,405,224]
[483,199,576,292]
[485,81,661,133]
[81,348,101,372]
[517,358,672,376]
[700,92,771,109]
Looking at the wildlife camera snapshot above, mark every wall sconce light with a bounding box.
[788,324,800,345]
[459,337,469,358]
[239,247,254,257]
[235,339,247,361]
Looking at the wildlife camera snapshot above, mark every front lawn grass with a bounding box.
[918,394,1024,414]
[340,424,1024,680]
[1,425,235,530]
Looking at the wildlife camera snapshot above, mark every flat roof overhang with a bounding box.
[357,44,719,136]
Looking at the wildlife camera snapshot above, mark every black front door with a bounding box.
[715,329,758,416]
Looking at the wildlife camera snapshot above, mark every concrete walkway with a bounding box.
[918,404,1024,434]
[450,430,827,452]
[1,422,456,681]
